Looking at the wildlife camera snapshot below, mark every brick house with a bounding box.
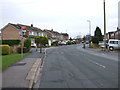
[60,33,69,40]
[44,29,69,41]
[0,31,1,40]
[114,29,120,40]
[105,29,120,40]
[1,23,69,46]
[1,23,46,46]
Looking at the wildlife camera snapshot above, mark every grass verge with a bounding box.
[0,53,29,71]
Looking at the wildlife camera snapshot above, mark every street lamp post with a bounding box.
[87,20,91,36]
[87,20,91,47]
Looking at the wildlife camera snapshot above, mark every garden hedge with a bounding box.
[1,40,21,46]
[0,45,10,55]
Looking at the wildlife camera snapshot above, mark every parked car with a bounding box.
[107,39,120,51]
[81,41,84,43]
[85,41,89,44]
[58,40,67,45]
[31,43,37,48]
[99,41,105,48]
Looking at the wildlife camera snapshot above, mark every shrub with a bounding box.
[0,45,10,55]
[17,47,29,53]
[1,40,21,46]
[66,41,72,45]
[24,38,31,50]
[91,36,99,44]
[51,41,59,46]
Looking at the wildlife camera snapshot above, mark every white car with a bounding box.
[99,41,105,48]
[31,43,37,48]
[107,39,120,50]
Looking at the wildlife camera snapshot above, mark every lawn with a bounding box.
[0,53,29,71]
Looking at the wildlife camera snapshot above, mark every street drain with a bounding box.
[12,62,26,66]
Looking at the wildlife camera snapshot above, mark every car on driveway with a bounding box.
[31,43,37,48]
[107,39,120,51]
[85,41,89,44]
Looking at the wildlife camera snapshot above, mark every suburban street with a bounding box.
[37,44,118,88]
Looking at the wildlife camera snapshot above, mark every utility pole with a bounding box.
[104,0,106,50]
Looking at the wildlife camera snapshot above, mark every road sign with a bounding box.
[86,35,91,37]
[22,27,26,32]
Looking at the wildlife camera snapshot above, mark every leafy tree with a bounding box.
[94,27,103,41]
[83,36,86,41]
[66,41,72,45]
[51,41,59,46]
[69,37,73,41]
[24,38,31,50]
[91,36,99,44]
[35,36,48,53]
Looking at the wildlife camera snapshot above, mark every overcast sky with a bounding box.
[0,0,119,38]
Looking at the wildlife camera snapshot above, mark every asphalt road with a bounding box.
[38,44,118,88]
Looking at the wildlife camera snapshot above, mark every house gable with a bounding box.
[1,24,20,40]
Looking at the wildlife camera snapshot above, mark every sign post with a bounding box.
[21,27,26,57]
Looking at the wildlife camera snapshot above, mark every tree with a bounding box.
[94,27,103,41]
[91,36,99,44]
[24,38,31,50]
[83,36,86,41]
[69,37,73,41]
[35,36,48,53]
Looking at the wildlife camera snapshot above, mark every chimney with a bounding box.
[51,29,53,31]
[31,24,33,27]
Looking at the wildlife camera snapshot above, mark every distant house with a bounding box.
[114,29,120,40]
[60,33,69,40]
[0,31,1,40]
[1,23,69,46]
[105,29,120,40]
[44,29,69,41]
[1,23,46,45]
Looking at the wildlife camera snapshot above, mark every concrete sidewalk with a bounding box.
[2,48,45,88]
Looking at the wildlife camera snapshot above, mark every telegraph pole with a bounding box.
[104,0,106,50]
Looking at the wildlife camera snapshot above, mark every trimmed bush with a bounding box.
[17,47,29,53]
[91,36,99,44]
[66,41,72,45]
[51,41,59,46]
[0,45,10,55]
[24,38,31,50]
[1,40,21,46]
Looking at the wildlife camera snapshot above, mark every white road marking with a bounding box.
[89,60,106,68]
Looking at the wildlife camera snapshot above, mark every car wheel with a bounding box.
[109,46,114,51]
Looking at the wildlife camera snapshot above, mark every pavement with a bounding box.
[2,48,45,89]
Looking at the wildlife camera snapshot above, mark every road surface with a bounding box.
[37,44,118,88]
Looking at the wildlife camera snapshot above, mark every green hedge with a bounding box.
[24,38,31,49]
[1,40,21,46]
[51,41,59,46]
[17,47,29,53]
[0,45,10,55]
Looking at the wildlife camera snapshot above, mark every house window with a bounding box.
[39,33,42,36]
[29,31,34,35]
[39,32,44,36]
[34,32,37,36]
[41,33,44,36]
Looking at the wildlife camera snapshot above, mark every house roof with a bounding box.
[60,33,69,36]
[1,23,43,32]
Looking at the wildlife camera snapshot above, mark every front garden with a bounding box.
[0,38,31,71]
